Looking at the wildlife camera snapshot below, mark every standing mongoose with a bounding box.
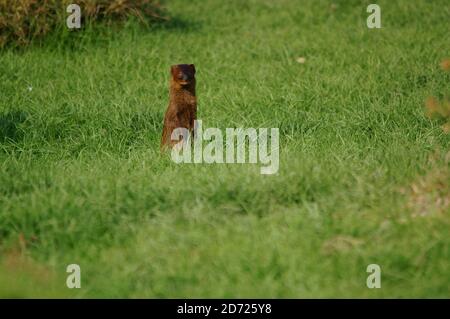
[161,64,197,150]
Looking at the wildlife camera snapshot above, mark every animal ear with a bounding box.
[190,64,196,74]
[170,65,178,77]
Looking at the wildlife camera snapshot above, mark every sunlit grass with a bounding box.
[0,0,449,297]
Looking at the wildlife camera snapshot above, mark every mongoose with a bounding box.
[161,64,197,150]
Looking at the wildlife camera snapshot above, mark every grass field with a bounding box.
[0,0,449,298]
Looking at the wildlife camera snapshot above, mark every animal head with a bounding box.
[170,64,196,86]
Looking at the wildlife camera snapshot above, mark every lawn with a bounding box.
[0,0,449,298]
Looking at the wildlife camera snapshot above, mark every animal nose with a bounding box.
[182,74,188,81]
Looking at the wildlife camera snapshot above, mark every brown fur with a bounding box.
[161,64,197,150]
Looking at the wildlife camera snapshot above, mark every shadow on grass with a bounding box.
[1,15,202,53]
[0,110,27,144]
[151,15,202,32]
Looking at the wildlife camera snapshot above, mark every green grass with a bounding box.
[0,0,449,298]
